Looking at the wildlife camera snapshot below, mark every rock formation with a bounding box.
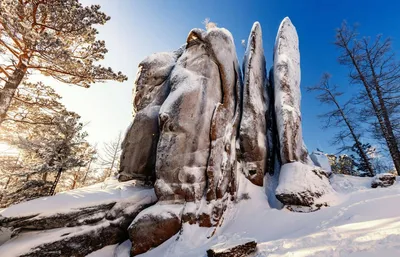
[119,49,183,183]
[273,17,308,165]
[116,17,336,255]
[125,27,242,255]
[0,17,339,257]
[271,18,334,211]
[239,22,269,186]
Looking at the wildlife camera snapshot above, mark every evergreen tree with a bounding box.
[350,142,375,176]
[0,0,127,124]
[16,113,93,195]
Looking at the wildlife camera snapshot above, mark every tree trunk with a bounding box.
[42,172,48,182]
[81,159,92,186]
[365,49,400,175]
[329,91,375,176]
[0,63,27,125]
[71,174,78,190]
[4,176,11,190]
[49,167,63,196]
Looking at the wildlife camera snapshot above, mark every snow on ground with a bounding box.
[3,173,399,257]
[0,179,147,218]
[86,244,119,257]
[94,173,400,257]
[1,222,112,256]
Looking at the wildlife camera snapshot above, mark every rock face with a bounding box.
[273,17,307,165]
[119,50,183,183]
[155,28,236,203]
[207,238,257,257]
[371,173,396,188]
[239,22,269,186]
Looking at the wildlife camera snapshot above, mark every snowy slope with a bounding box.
[90,174,400,257]
[0,179,148,218]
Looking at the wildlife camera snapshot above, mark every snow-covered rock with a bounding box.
[371,173,396,188]
[0,181,156,256]
[155,29,224,203]
[275,162,336,212]
[119,49,183,183]
[273,17,308,165]
[310,150,332,175]
[155,27,241,224]
[239,22,269,186]
[128,204,183,256]
[120,26,243,256]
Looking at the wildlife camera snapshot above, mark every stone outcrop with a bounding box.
[270,18,334,212]
[119,49,183,183]
[239,22,269,186]
[126,27,242,254]
[371,173,396,188]
[273,17,308,165]
[207,238,257,257]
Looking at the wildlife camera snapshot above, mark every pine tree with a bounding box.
[0,0,127,124]
[16,113,93,195]
[350,142,374,176]
[0,80,96,197]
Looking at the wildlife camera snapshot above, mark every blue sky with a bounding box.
[54,0,400,155]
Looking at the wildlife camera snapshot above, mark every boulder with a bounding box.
[371,173,396,188]
[207,238,257,257]
[119,49,183,183]
[239,22,269,186]
[273,17,308,165]
[310,150,332,175]
[128,204,183,256]
[275,162,334,212]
